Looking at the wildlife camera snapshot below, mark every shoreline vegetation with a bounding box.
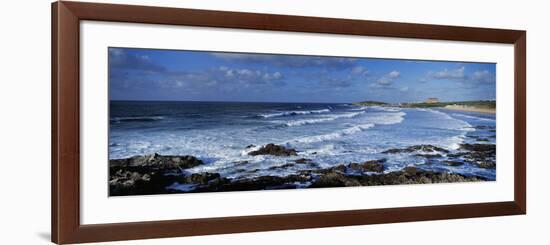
[353,100,496,114]
[109,142,495,196]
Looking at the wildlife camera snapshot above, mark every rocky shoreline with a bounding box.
[109,143,495,196]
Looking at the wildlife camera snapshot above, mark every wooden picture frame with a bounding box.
[52,1,526,244]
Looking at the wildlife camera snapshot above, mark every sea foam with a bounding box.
[110,116,165,122]
[283,111,365,127]
[287,123,375,144]
[259,109,330,118]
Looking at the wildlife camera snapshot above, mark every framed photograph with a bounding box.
[52,1,526,244]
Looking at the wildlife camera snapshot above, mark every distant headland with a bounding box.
[354,98,496,114]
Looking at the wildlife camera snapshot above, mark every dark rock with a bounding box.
[109,153,205,196]
[382,145,449,154]
[194,174,312,192]
[444,160,464,166]
[109,169,151,190]
[446,153,465,158]
[403,166,418,176]
[415,153,443,158]
[294,158,313,164]
[476,162,496,169]
[109,169,175,196]
[268,163,295,170]
[110,153,204,169]
[248,143,298,156]
[109,151,491,196]
[332,164,347,173]
[468,135,490,142]
[309,166,485,188]
[347,159,386,173]
[458,144,496,169]
[311,164,347,174]
[185,172,221,185]
[246,144,256,149]
[460,143,495,152]
[310,172,361,187]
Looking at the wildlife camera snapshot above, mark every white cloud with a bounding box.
[429,66,465,80]
[237,69,253,76]
[425,66,495,86]
[262,71,282,81]
[211,52,357,69]
[376,70,401,86]
[351,66,368,75]
[388,70,400,78]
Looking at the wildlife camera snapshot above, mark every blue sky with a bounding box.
[109,47,496,103]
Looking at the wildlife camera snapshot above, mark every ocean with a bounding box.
[109,101,496,181]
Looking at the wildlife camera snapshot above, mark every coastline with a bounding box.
[109,142,496,196]
[442,104,496,114]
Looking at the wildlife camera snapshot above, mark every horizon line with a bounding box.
[109,99,495,104]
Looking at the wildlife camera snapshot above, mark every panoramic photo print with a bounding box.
[108,47,496,196]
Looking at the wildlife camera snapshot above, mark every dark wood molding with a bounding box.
[52,1,527,244]
[514,32,527,213]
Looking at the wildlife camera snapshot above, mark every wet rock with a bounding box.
[476,161,496,169]
[460,143,495,152]
[195,174,312,192]
[246,144,256,148]
[347,159,386,173]
[109,152,490,196]
[365,167,484,185]
[459,143,496,169]
[468,135,490,142]
[415,153,443,158]
[248,143,298,156]
[332,164,348,173]
[185,172,221,185]
[382,145,449,154]
[444,160,464,166]
[294,158,313,164]
[109,153,205,196]
[110,153,204,169]
[109,169,151,189]
[446,152,466,158]
[310,172,361,187]
[310,164,347,174]
[109,169,175,196]
[403,166,418,176]
[268,163,295,170]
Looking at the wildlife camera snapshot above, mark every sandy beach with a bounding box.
[443,104,495,114]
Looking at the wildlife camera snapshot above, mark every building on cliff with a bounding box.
[425,98,439,103]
